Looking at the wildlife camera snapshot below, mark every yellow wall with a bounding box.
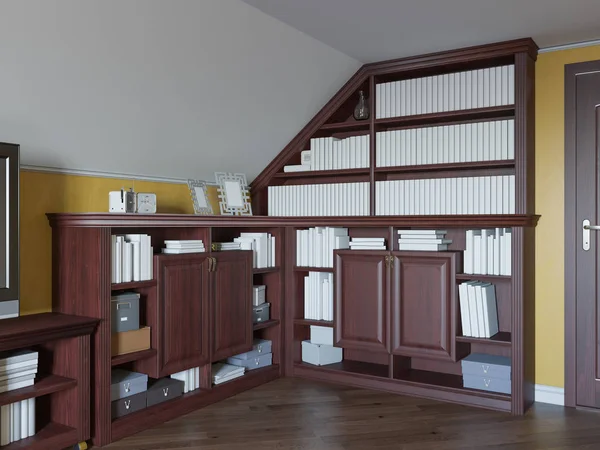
[20,171,221,315]
[536,45,600,387]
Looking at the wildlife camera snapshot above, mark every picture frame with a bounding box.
[214,172,252,216]
[187,180,214,215]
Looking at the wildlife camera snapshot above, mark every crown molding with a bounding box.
[539,39,600,54]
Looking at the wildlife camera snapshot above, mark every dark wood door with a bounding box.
[566,61,600,408]
[211,251,253,362]
[334,251,390,353]
[391,252,458,361]
[157,254,210,377]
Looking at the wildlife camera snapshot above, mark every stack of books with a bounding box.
[349,237,386,250]
[162,240,205,254]
[398,230,451,251]
[464,229,512,275]
[170,367,200,393]
[0,350,38,445]
[212,363,245,385]
[233,233,276,268]
[304,272,333,321]
[283,135,370,172]
[458,282,499,338]
[296,227,349,268]
[111,234,153,283]
[212,242,242,251]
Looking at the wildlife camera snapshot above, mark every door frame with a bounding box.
[564,59,600,407]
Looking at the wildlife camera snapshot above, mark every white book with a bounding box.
[1,404,9,446]
[195,367,200,391]
[465,71,472,109]
[304,276,310,318]
[474,283,488,338]
[483,68,490,107]
[27,398,34,437]
[0,379,34,394]
[442,74,449,112]
[398,243,448,251]
[505,228,512,276]
[131,241,141,281]
[283,164,311,173]
[471,70,478,109]
[389,82,396,118]
[12,401,20,443]
[508,65,515,104]
[472,230,482,274]
[398,238,451,245]
[509,175,516,214]
[508,119,515,160]
[464,230,474,274]
[322,280,329,321]
[483,284,499,337]
[20,399,27,440]
[477,69,485,108]
[466,282,480,337]
[0,373,36,388]
[416,78,422,114]
[487,233,494,277]
[115,238,122,284]
[494,228,502,276]
[376,83,382,119]
[458,282,472,336]
[111,235,117,283]
[495,67,502,106]
[502,66,509,105]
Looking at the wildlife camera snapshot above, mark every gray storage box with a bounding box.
[146,377,184,407]
[111,293,141,333]
[463,374,511,394]
[252,285,266,306]
[231,339,272,360]
[111,369,148,401]
[252,303,270,324]
[226,352,272,371]
[111,391,147,419]
[461,353,511,380]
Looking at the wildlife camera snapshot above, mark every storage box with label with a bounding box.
[111,369,148,401]
[111,326,151,356]
[461,353,511,395]
[310,325,334,346]
[231,339,272,360]
[252,303,270,323]
[111,391,147,419]
[146,377,185,407]
[226,352,272,371]
[111,292,140,333]
[301,340,343,366]
[252,285,266,306]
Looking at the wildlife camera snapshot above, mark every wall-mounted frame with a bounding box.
[215,172,252,216]
[187,180,213,215]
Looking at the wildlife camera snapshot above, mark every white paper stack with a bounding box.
[463,228,511,275]
[212,363,245,385]
[212,242,242,251]
[162,240,205,254]
[304,272,333,321]
[284,136,369,172]
[234,233,276,268]
[349,237,386,250]
[296,227,349,268]
[111,234,153,283]
[458,282,499,338]
[398,230,451,251]
[170,367,200,394]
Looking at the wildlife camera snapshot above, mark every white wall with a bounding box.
[0,0,360,181]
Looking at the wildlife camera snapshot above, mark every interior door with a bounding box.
[568,60,600,408]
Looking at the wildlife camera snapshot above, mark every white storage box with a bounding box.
[301,340,343,366]
[310,326,334,346]
[252,285,266,306]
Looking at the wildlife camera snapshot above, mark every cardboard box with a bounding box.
[111,327,151,357]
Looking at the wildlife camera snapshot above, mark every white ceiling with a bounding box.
[241,0,600,62]
[0,0,359,182]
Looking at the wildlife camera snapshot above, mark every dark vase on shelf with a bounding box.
[353,90,370,121]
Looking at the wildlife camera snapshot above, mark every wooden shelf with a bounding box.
[374,105,515,129]
[0,375,77,407]
[375,160,515,175]
[111,279,157,290]
[212,364,280,388]
[294,266,334,273]
[456,331,512,347]
[319,120,370,132]
[2,422,78,450]
[253,319,280,331]
[294,319,334,327]
[111,348,157,367]
[456,274,512,282]
[253,267,280,274]
[296,360,389,379]
[274,168,370,179]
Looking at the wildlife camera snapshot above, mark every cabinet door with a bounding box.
[157,254,210,377]
[212,251,253,361]
[334,251,390,353]
[391,252,458,361]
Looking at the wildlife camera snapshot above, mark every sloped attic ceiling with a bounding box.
[0,0,360,182]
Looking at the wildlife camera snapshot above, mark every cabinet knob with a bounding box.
[163,388,169,397]
[124,400,131,410]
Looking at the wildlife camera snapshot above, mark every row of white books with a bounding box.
[464,229,512,276]
[349,237,386,251]
[268,183,370,217]
[284,136,370,172]
[0,399,35,445]
[0,350,38,393]
[212,363,245,385]
[304,272,334,321]
[376,65,515,119]
[376,119,514,167]
[162,240,205,255]
[111,234,153,283]
[234,233,276,268]
[296,227,349,268]
[170,367,200,393]
[375,176,515,216]
[398,229,452,251]
[458,281,499,338]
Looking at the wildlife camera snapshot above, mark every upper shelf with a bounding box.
[47,213,540,228]
[319,120,370,133]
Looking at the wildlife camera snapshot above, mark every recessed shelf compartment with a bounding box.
[111,348,157,367]
[456,331,511,347]
[253,319,280,331]
[0,375,77,407]
[111,280,157,291]
[294,319,334,327]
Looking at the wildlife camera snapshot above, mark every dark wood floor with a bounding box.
[104,378,600,450]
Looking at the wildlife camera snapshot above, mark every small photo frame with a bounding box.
[214,172,252,216]
[187,180,214,215]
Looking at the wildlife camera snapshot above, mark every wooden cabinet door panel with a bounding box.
[391,252,458,361]
[157,254,210,377]
[212,251,253,362]
[334,251,389,353]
